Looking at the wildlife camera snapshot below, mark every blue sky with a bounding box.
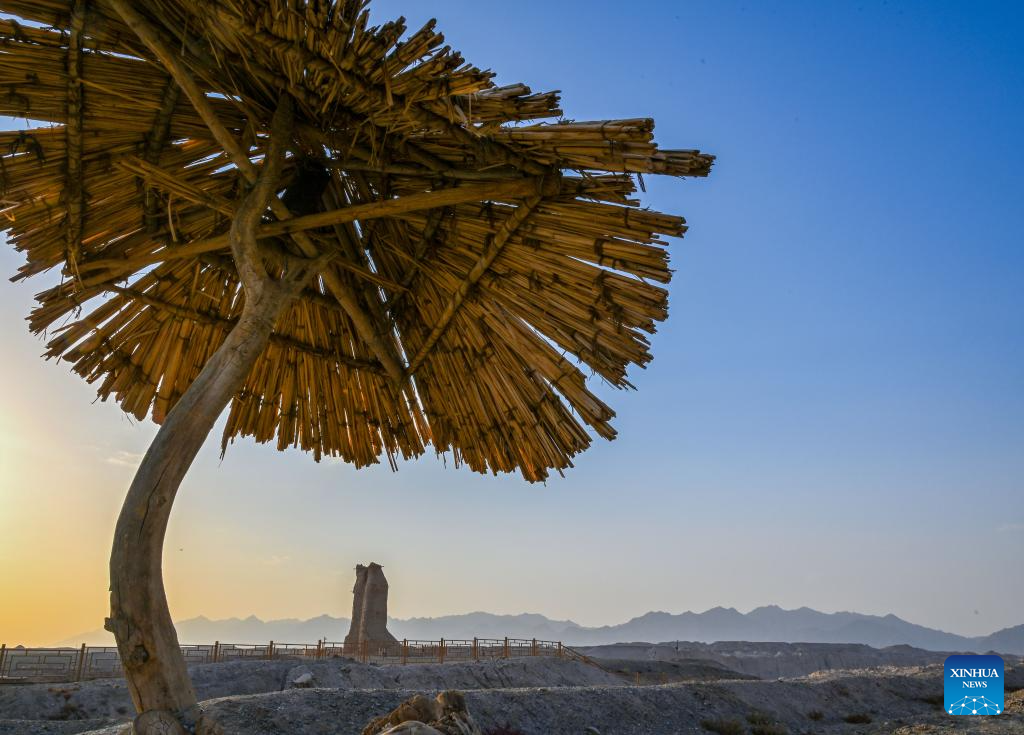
[1,1,1022,644]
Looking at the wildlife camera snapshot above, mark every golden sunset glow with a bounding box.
[2,1,1023,657]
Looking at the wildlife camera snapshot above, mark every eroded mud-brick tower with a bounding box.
[344,562,397,644]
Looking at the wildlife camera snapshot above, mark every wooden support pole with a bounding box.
[558,642,563,659]
[472,638,478,662]
[402,640,408,665]
[143,80,182,168]
[108,0,253,184]
[212,641,219,664]
[0,643,6,678]
[142,80,182,233]
[503,637,509,659]
[63,0,87,286]
[118,155,235,217]
[276,178,552,239]
[439,638,445,664]
[75,643,87,681]
[268,641,274,660]
[332,161,528,182]
[78,176,552,278]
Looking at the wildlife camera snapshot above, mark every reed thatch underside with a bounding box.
[0,0,713,481]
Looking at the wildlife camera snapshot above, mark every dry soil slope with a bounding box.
[60,667,1024,735]
[0,657,623,733]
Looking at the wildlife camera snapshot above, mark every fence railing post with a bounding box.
[635,672,641,686]
[0,635,572,683]
[74,643,87,681]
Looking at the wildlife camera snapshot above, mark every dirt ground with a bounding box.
[1,657,1020,734]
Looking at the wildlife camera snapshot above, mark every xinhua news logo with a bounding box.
[944,655,1004,716]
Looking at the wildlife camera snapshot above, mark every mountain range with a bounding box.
[56,606,1024,655]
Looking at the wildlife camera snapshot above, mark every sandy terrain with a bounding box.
[1,656,1020,734]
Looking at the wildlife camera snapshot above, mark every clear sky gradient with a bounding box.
[1,1,1022,646]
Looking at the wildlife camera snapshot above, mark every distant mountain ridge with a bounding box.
[56,606,1024,655]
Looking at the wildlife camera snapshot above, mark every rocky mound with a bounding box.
[0,657,622,732]
[33,665,1024,735]
[4,659,1021,735]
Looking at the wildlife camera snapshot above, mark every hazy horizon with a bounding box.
[2,1,1022,649]
[39,602,1024,650]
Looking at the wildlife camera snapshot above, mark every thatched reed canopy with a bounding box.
[0,0,713,481]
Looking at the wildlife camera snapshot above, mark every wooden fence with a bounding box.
[0,637,583,684]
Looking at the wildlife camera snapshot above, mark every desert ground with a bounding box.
[1,643,1021,734]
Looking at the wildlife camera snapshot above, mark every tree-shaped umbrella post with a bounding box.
[0,2,713,732]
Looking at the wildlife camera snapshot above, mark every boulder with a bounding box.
[362,690,482,735]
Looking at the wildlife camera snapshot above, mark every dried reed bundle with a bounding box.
[0,0,713,481]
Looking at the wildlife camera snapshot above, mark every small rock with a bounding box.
[287,665,316,688]
[381,724,444,735]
